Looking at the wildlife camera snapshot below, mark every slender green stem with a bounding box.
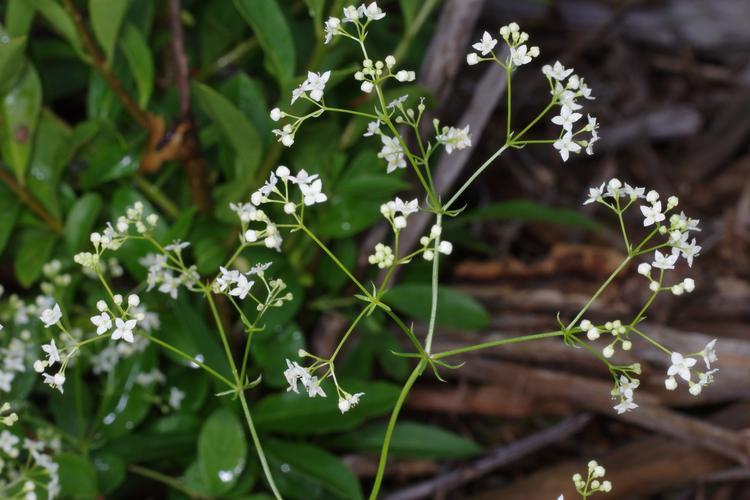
[330,307,368,361]
[323,106,378,119]
[615,196,631,253]
[238,391,282,500]
[424,213,442,353]
[145,334,234,388]
[368,359,426,500]
[567,256,632,331]
[511,98,557,143]
[631,326,671,355]
[205,291,241,383]
[133,175,180,219]
[506,66,512,139]
[128,464,205,499]
[433,330,565,359]
[444,144,509,210]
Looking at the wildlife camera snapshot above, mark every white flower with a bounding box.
[553,132,581,162]
[363,120,381,137]
[165,240,190,252]
[0,371,14,392]
[702,339,718,369]
[324,17,340,44]
[39,304,62,328]
[472,31,497,56]
[283,359,309,393]
[618,375,639,400]
[300,179,328,206]
[158,272,181,299]
[509,44,537,66]
[437,125,472,154]
[338,392,365,413]
[623,183,645,200]
[583,183,605,205]
[42,372,65,394]
[698,368,718,388]
[378,135,407,173]
[217,267,239,292]
[387,95,408,109]
[640,202,665,227]
[0,430,20,457]
[270,107,283,121]
[305,376,326,398]
[667,352,696,382]
[551,106,583,132]
[168,387,185,409]
[41,340,60,365]
[678,238,701,267]
[342,5,360,23]
[304,70,331,102]
[394,197,418,216]
[358,2,385,20]
[112,318,137,343]
[614,399,638,414]
[542,61,574,81]
[229,274,255,300]
[249,262,272,276]
[273,124,294,147]
[652,249,678,270]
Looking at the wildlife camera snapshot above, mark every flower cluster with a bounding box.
[436,125,472,154]
[324,2,385,45]
[0,423,62,499]
[665,339,718,395]
[140,244,200,300]
[467,23,540,68]
[419,224,453,262]
[214,263,293,313]
[558,460,612,499]
[284,353,365,414]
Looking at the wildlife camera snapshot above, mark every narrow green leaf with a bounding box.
[233,0,296,83]
[0,63,41,183]
[13,227,57,287]
[455,200,600,230]
[0,33,27,93]
[384,284,491,331]
[28,110,72,219]
[330,421,482,459]
[30,0,85,57]
[64,193,102,253]
[265,439,363,500]
[89,0,130,61]
[303,0,325,29]
[0,181,20,254]
[120,23,153,108]
[194,81,262,178]
[399,0,421,27]
[6,0,36,37]
[198,409,247,495]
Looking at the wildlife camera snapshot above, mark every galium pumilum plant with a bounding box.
[0,3,717,499]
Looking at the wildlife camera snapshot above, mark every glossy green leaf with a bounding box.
[330,421,482,459]
[6,0,36,37]
[0,62,41,182]
[92,453,126,495]
[455,200,600,230]
[0,33,27,93]
[31,0,84,57]
[198,408,247,494]
[198,0,247,67]
[120,23,153,107]
[384,284,491,331]
[220,73,273,147]
[78,121,137,188]
[102,431,196,463]
[265,439,363,500]
[89,0,130,61]
[303,0,325,30]
[13,227,57,287]
[64,193,102,253]
[194,81,262,179]
[56,453,99,499]
[28,110,72,218]
[254,380,400,435]
[49,366,93,438]
[0,181,20,254]
[234,0,295,83]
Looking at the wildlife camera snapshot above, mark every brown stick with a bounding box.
[167,0,212,213]
[0,168,62,234]
[62,0,151,129]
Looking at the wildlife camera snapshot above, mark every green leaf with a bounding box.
[194,81,262,179]
[55,454,99,499]
[455,200,600,231]
[89,0,130,61]
[198,0,247,67]
[198,408,247,495]
[220,73,273,148]
[330,421,482,459]
[13,228,57,287]
[399,0,421,27]
[303,0,325,29]
[0,62,41,182]
[120,23,153,108]
[31,0,85,57]
[0,33,27,93]
[384,284,490,331]
[265,439,363,500]
[254,380,400,435]
[6,0,36,37]
[64,193,102,253]
[234,0,295,83]
[28,110,72,219]
[0,182,20,254]
[251,323,306,389]
[92,452,126,495]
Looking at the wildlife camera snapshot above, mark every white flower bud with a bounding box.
[671,284,684,296]
[385,55,395,67]
[580,319,592,330]
[683,278,695,293]
[361,81,374,93]
[90,232,101,244]
[338,398,351,413]
[354,71,364,81]
[283,202,296,214]
[281,134,294,147]
[116,221,128,233]
[601,481,612,492]
[637,262,651,276]
[587,327,600,341]
[602,345,615,358]
[146,213,159,226]
[649,281,660,292]
[113,294,123,306]
[393,216,407,230]
[395,70,409,82]
[430,224,442,237]
[276,165,290,179]
[607,178,622,190]
[667,195,679,209]
[646,190,659,203]
[245,230,258,242]
[423,250,434,261]
[96,300,108,312]
[33,360,46,373]
[127,294,140,307]
[689,383,702,396]
[622,340,632,351]
[664,376,677,391]
[438,241,453,255]
[270,107,283,121]
[467,53,480,65]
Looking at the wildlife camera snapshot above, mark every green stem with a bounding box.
[128,464,205,499]
[433,330,565,359]
[631,326,671,355]
[238,391,282,500]
[567,256,631,331]
[506,66,512,139]
[424,213,442,353]
[444,144,509,210]
[330,307,368,361]
[615,196,631,253]
[134,175,180,219]
[368,359,426,500]
[205,291,241,382]
[145,334,234,388]
[511,98,557,143]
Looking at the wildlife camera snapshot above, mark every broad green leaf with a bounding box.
[55,454,99,499]
[234,0,295,83]
[6,0,36,37]
[13,227,57,287]
[198,409,247,494]
[265,439,363,500]
[64,193,102,253]
[254,380,400,435]
[0,63,41,182]
[303,0,325,30]
[102,431,196,463]
[49,367,93,438]
[28,110,72,218]
[92,453,126,495]
[31,0,85,57]
[251,323,306,388]
[0,33,27,93]
[330,421,482,459]
[89,0,130,61]
[220,73,273,147]
[455,200,600,231]
[79,121,137,188]
[385,284,491,331]
[189,216,231,275]
[194,81,262,178]
[120,23,153,108]
[198,0,247,67]
[0,181,20,254]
